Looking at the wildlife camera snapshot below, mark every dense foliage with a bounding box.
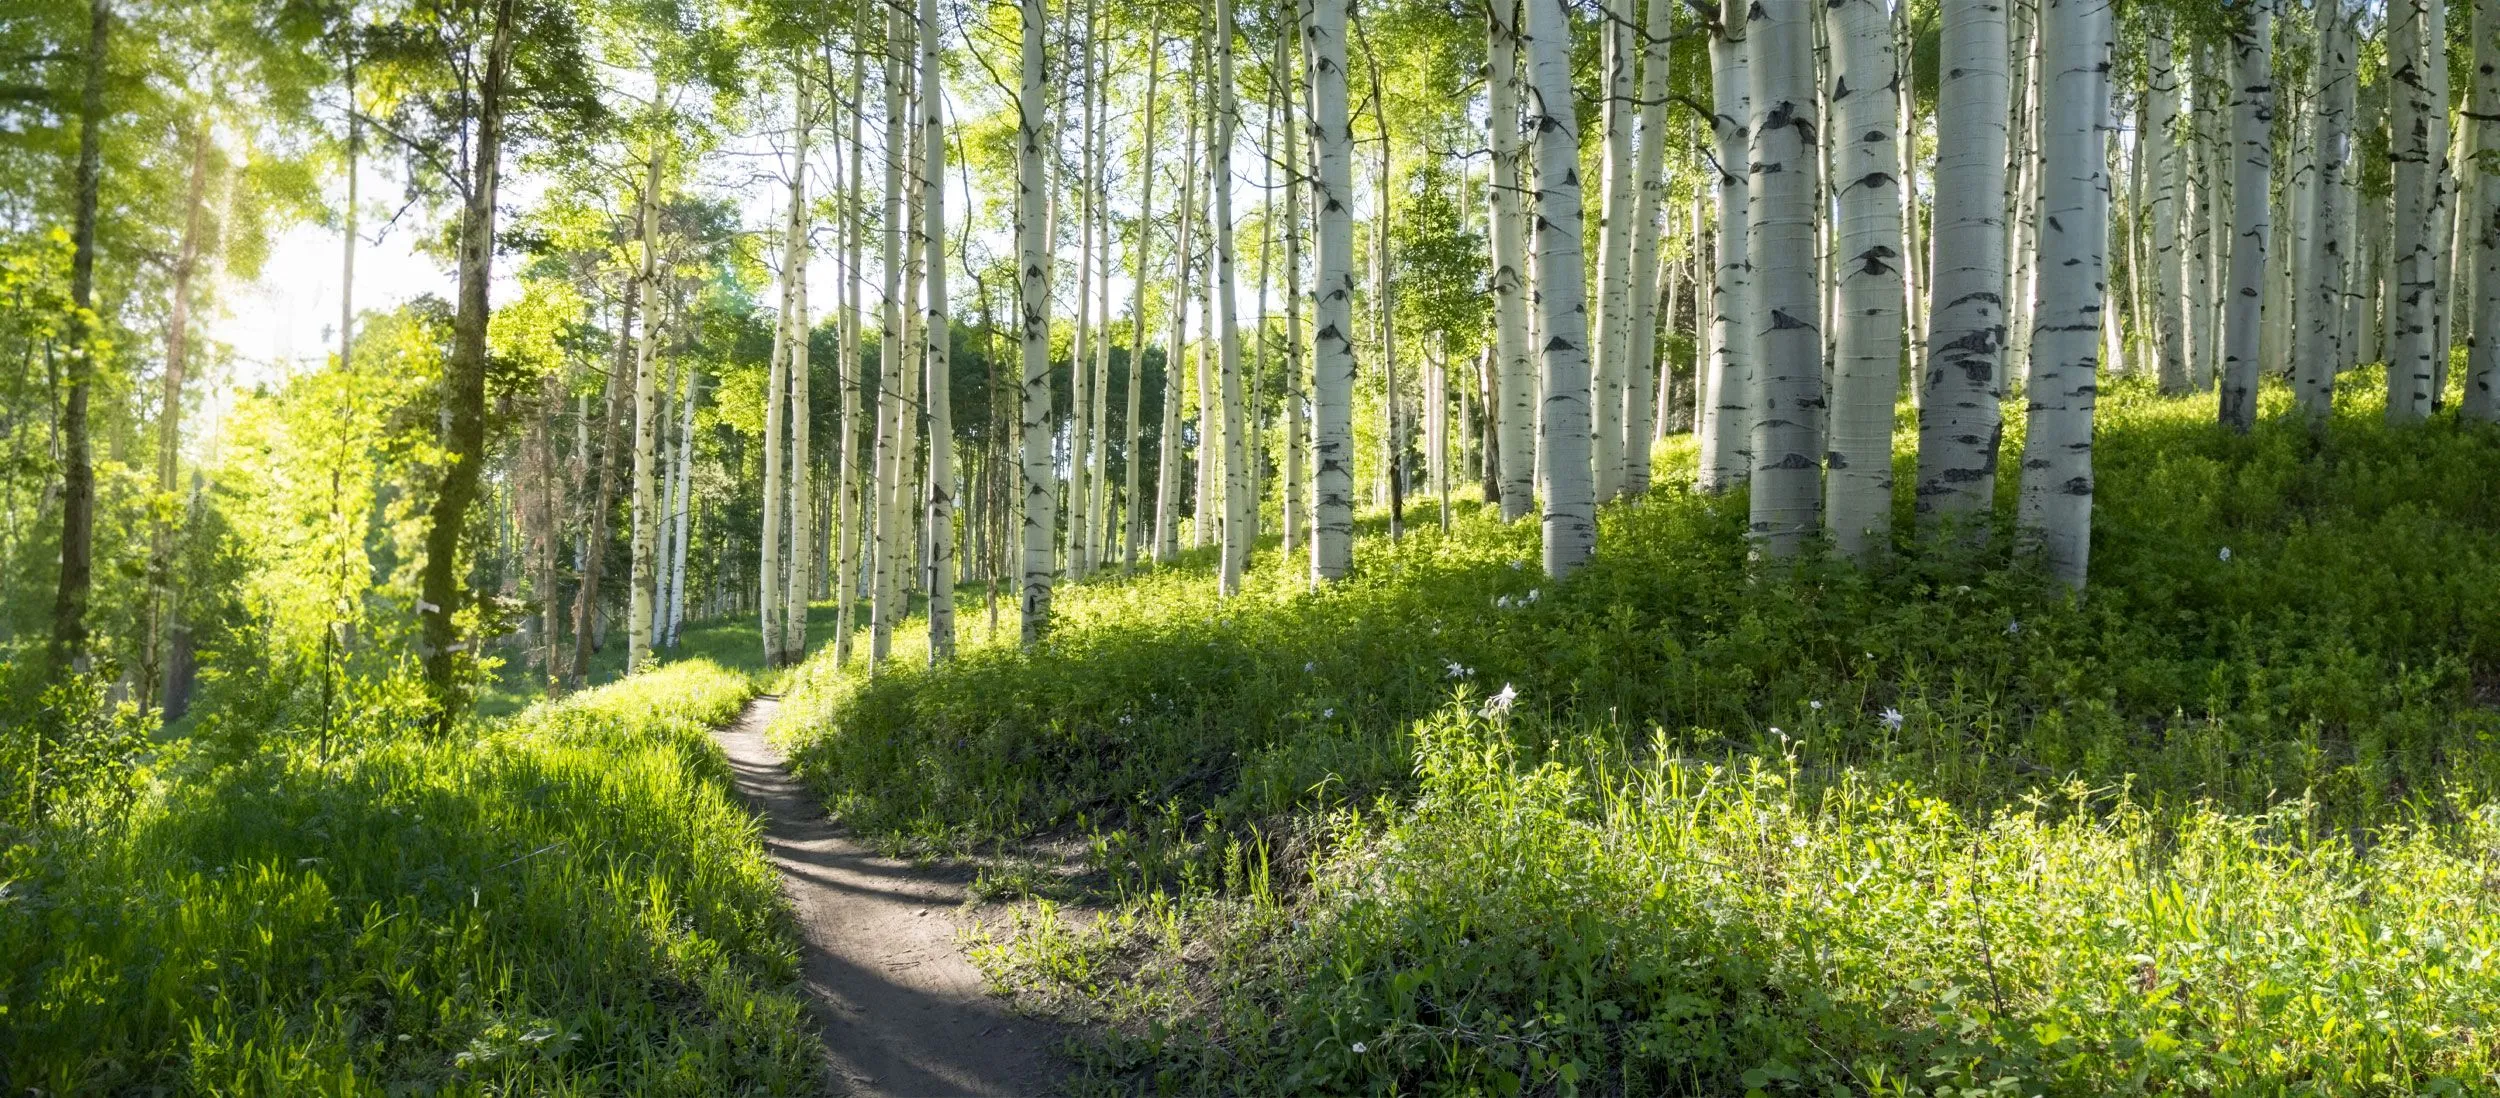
[777,371,2500,1094]
[0,660,820,1094]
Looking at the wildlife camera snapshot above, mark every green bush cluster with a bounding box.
[781,370,2500,1093]
[0,660,820,1096]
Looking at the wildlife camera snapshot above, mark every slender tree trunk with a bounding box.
[571,302,631,690]
[2468,0,2500,420]
[2300,1,2357,419]
[2148,26,2186,392]
[1915,0,2007,528]
[1156,83,1199,562]
[145,122,210,709]
[1069,0,1099,579]
[1281,11,1309,557]
[1620,0,1671,496]
[783,88,814,665]
[1088,15,1115,576]
[872,3,909,663]
[1018,0,1055,642]
[1125,14,1165,573]
[1524,0,1593,576]
[1746,0,1822,559]
[922,0,956,659]
[1214,0,1248,595]
[666,366,697,645]
[2217,2,2272,431]
[418,0,515,725]
[1588,0,1637,503]
[1308,0,1358,581]
[834,33,867,664]
[2014,0,2111,589]
[1487,0,1536,517]
[2392,0,2441,421]
[628,143,666,673]
[1698,16,1752,494]
[1822,0,1899,559]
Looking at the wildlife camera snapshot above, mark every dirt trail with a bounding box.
[714,696,1066,1097]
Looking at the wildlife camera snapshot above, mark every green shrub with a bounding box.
[0,660,818,1096]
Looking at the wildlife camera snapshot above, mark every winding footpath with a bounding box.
[713,696,1067,1097]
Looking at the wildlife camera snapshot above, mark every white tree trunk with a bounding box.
[2391,0,2441,421]
[2014,0,2111,589]
[2147,26,2187,393]
[665,366,696,647]
[2217,1,2272,431]
[1068,0,1099,580]
[871,4,909,665]
[1308,0,1358,581]
[833,38,866,664]
[1017,0,1054,642]
[1281,21,1307,558]
[1487,0,1536,518]
[1124,15,1165,571]
[1620,0,1671,496]
[1698,18,1752,494]
[1588,0,1637,503]
[1155,86,1199,563]
[2298,0,2356,419]
[781,88,813,664]
[1214,0,1247,595]
[760,183,790,663]
[1822,0,1899,558]
[2473,0,2500,420]
[629,145,664,673]
[1745,0,1822,558]
[922,0,955,660]
[1525,0,1593,576]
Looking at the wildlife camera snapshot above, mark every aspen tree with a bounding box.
[1915,0,2008,531]
[2299,0,2357,419]
[1018,0,1055,643]
[1525,0,1594,576]
[1155,68,1201,563]
[1822,0,1899,559]
[871,3,908,663]
[1746,0,1823,559]
[782,98,813,665]
[2468,0,2500,420]
[1281,10,1310,557]
[1087,15,1115,574]
[922,0,955,659]
[1697,12,1752,494]
[1589,0,1638,503]
[759,163,790,667]
[1125,12,1165,572]
[1309,0,1359,582]
[2217,0,2272,432]
[2147,25,2187,393]
[1621,0,1672,496]
[2015,0,2113,590]
[2391,0,2440,421]
[1069,0,1099,579]
[1215,0,1249,595]
[1487,0,1536,518]
[834,29,868,665]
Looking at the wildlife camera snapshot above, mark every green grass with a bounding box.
[1,660,822,1095]
[774,368,2500,1095]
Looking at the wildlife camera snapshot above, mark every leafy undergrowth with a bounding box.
[777,370,2500,1094]
[0,660,820,1096]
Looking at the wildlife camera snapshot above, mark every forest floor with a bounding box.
[711,695,1067,1097]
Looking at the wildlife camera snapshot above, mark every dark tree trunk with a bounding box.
[51,0,110,672]
[418,0,515,728]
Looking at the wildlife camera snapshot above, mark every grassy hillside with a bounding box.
[2,661,821,1095]
[774,371,2500,1095]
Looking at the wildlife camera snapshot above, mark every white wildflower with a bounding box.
[1880,707,1904,731]
[1481,684,1519,719]
[1352,1042,1368,1054]
[1322,707,1335,719]
[1445,662,1472,679]
[1809,699,1823,711]
[1305,661,1317,674]
[2005,620,2021,636]
[1525,588,1540,604]
[2218,546,2231,561]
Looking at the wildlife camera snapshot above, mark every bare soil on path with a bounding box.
[714,695,1068,1097]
